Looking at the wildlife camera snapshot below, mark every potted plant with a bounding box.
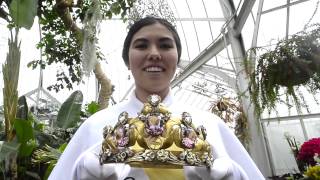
[297,137,320,167]
[210,98,250,149]
[245,24,320,117]
[297,138,320,180]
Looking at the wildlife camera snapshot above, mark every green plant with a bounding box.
[82,101,100,118]
[2,30,21,142]
[1,0,134,110]
[30,91,85,178]
[0,91,86,179]
[9,0,37,30]
[26,0,134,92]
[0,96,39,179]
[284,133,305,173]
[305,165,320,180]
[32,143,67,180]
[0,141,20,179]
[1,0,39,177]
[55,90,83,129]
[1,0,134,93]
[0,0,131,178]
[245,24,320,117]
[30,91,103,179]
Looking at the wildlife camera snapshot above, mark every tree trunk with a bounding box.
[93,62,113,110]
[54,0,113,109]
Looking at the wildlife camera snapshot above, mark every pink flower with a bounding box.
[182,138,195,149]
[297,138,320,166]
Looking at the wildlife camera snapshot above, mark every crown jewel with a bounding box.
[99,94,213,168]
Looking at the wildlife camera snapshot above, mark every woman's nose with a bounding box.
[147,46,161,61]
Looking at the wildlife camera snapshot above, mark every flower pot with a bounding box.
[216,101,228,111]
[265,57,314,87]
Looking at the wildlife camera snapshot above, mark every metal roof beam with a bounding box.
[175,17,226,21]
[171,35,230,87]
[178,60,236,90]
[220,0,272,177]
[261,0,311,14]
[234,0,257,35]
[262,113,320,122]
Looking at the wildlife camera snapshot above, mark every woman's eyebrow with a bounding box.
[159,37,174,43]
[131,37,174,45]
[132,38,148,44]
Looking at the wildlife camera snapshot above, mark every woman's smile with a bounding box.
[144,66,164,72]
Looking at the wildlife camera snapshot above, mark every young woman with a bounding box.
[49,17,264,180]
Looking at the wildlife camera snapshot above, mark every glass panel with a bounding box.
[186,0,206,18]
[176,22,191,61]
[18,23,41,95]
[264,120,304,175]
[97,20,131,102]
[241,12,255,50]
[261,87,320,118]
[304,118,320,139]
[172,74,216,111]
[169,0,191,18]
[202,0,224,18]
[258,8,287,46]
[194,21,214,50]
[289,0,320,34]
[179,21,201,60]
[263,0,288,11]
[215,45,236,71]
[209,21,226,39]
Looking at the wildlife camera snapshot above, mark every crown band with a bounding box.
[99,94,214,168]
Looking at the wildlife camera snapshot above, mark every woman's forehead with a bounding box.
[131,23,175,41]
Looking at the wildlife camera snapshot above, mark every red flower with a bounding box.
[297,138,320,166]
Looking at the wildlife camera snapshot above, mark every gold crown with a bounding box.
[99,94,213,168]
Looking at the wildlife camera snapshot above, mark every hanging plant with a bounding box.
[245,23,320,117]
[210,98,250,149]
[210,97,234,124]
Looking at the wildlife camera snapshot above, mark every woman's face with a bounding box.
[128,23,178,101]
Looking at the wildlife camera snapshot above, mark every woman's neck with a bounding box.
[134,88,170,103]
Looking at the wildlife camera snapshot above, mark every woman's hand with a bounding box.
[72,143,131,180]
[184,157,249,180]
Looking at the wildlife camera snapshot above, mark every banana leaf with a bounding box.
[9,0,38,29]
[55,90,83,129]
[13,119,36,157]
[16,96,28,120]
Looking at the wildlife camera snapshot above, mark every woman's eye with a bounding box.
[160,44,173,49]
[135,44,147,49]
